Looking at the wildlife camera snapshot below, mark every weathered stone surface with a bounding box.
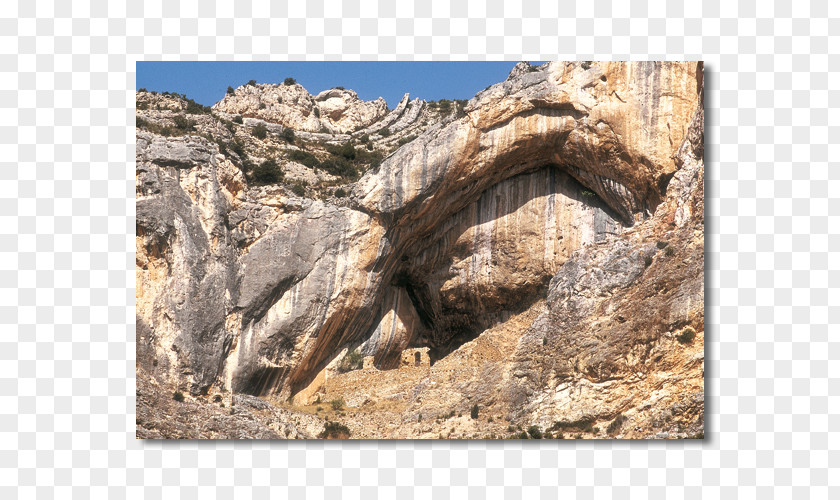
[212,83,388,134]
[136,61,704,438]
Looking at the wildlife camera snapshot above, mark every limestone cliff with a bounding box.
[136,61,704,439]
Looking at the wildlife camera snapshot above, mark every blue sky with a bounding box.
[136,61,545,108]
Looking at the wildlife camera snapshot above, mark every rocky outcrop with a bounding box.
[136,61,703,438]
[212,83,388,134]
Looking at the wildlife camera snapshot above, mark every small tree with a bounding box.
[246,79,257,86]
[330,398,345,411]
[470,404,479,419]
[313,107,320,118]
[284,77,296,86]
[232,115,243,124]
[227,86,235,95]
[173,391,185,402]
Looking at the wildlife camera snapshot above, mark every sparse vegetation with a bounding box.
[397,135,417,146]
[334,188,347,198]
[282,128,296,143]
[136,115,195,137]
[336,349,363,373]
[656,241,669,249]
[378,128,391,137]
[232,115,243,124]
[227,86,235,95]
[581,188,597,199]
[471,404,479,419]
[644,255,653,267]
[313,107,320,118]
[676,326,696,344]
[319,421,350,439]
[252,123,268,139]
[290,183,307,197]
[251,159,284,185]
[330,398,345,411]
[287,150,319,168]
[284,77,296,86]
[663,245,675,257]
[172,115,194,131]
[607,414,628,435]
[246,79,257,86]
[173,391,185,402]
[318,157,357,179]
[551,418,594,434]
[527,425,543,439]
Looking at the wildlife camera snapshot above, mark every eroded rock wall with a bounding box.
[135,61,703,415]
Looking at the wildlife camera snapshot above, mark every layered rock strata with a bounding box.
[136,61,703,438]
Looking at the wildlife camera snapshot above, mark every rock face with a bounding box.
[212,83,389,134]
[136,61,704,438]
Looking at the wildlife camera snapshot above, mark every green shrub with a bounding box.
[173,391,185,402]
[359,134,370,143]
[656,241,669,249]
[607,414,628,435]
[252,123,268,139]
[290,183,306,197]
[284,77,296,86]
[246,79,257,86]
[319,421,350,439]
[527,425,543,439]
[288,150,319,168]
[663,245,675,257]
[184,97,211,114]
[326,142,356,160]
[232,115,243,124]
[676,327,696,344]
[172,115,194,132]
[397,135,417,146]
[227,86,235,95]
[334,188,347,198]
[437,99,452,113]
[251,159,284,184]
[644,255,653,267]
[378,128,391,137]
[471,404,479,419]
[336,349,363,373]
[581,188,597,199]
[330,398,345,411]
[313,107,320,118]
[282,128,295,143]
[318,157,357,179]
[551,418,594,434]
